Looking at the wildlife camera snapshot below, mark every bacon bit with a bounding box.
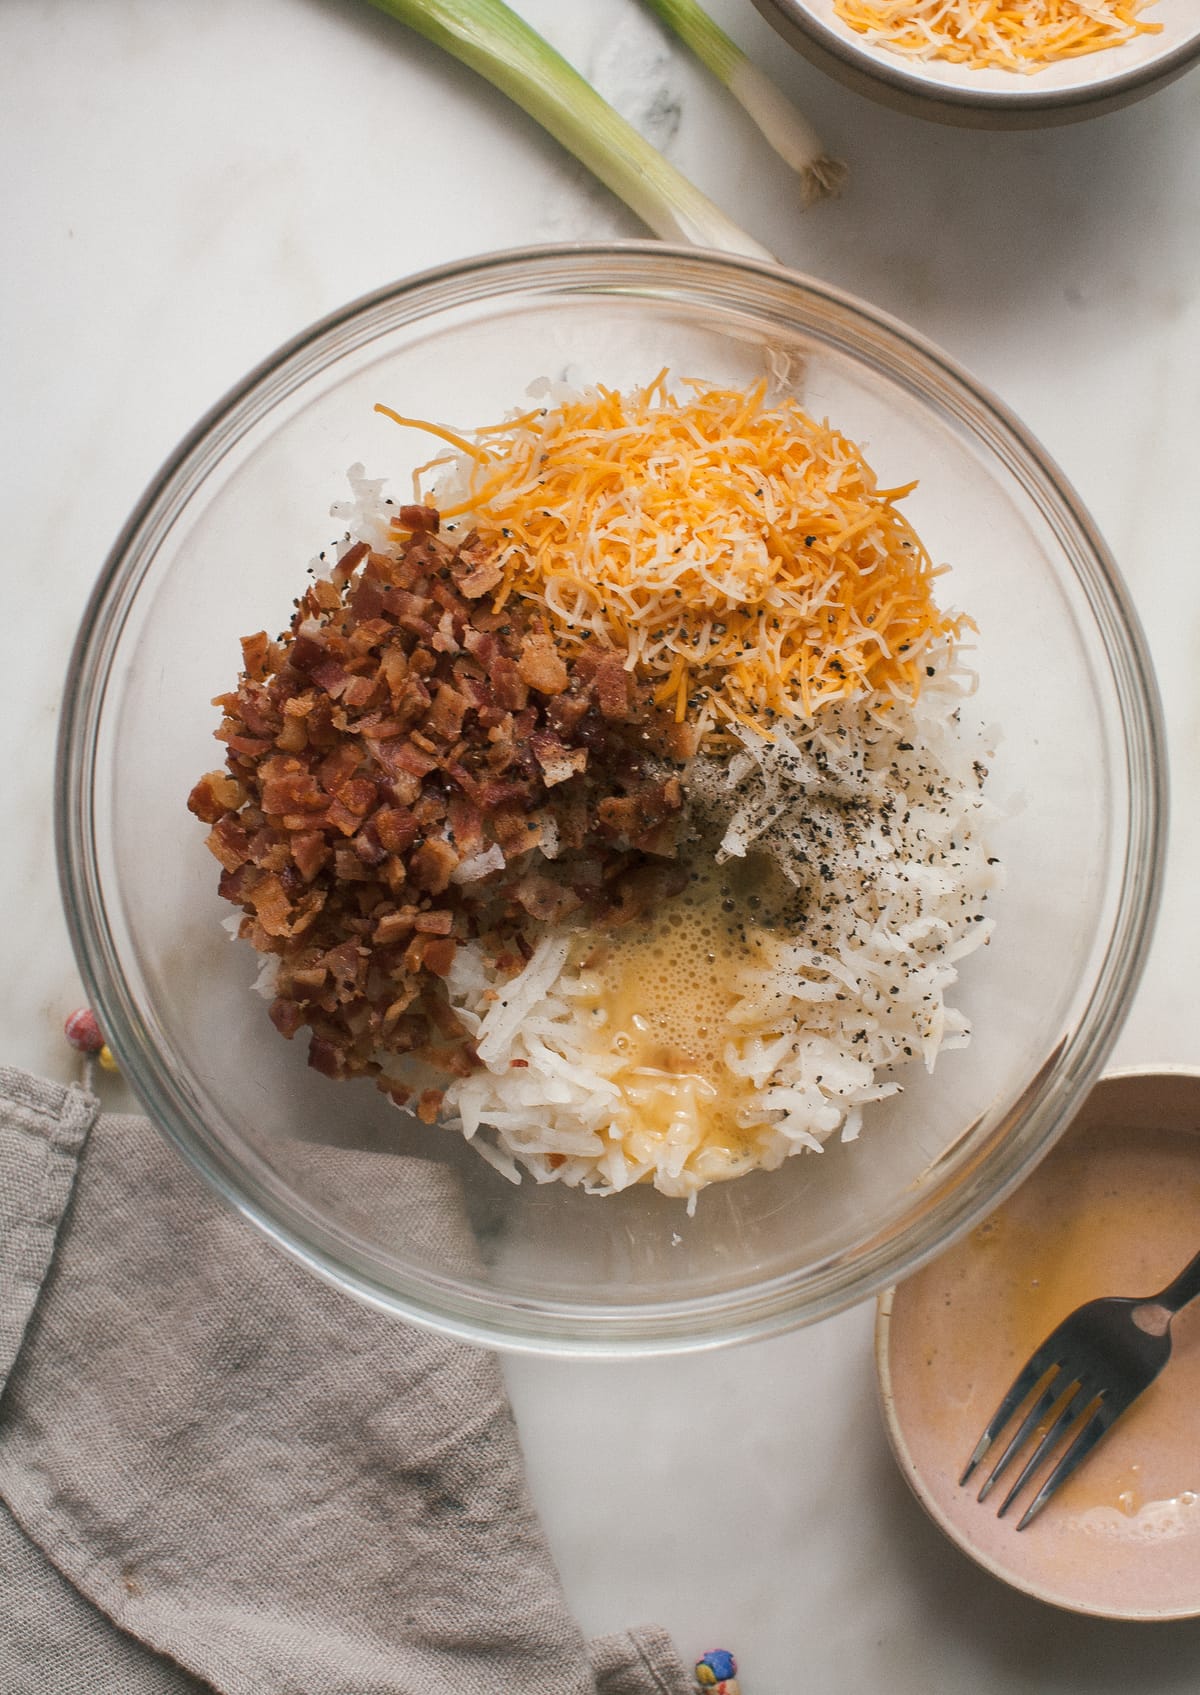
[353,823,388,867]
[425,682,469,742]
[410,837,459,895]
[310,657,352,698]
[248,872,294,938]
[514,871,583,924]
[457,558,504,599]
[310,578,341,612]
[240,631,272,682]
[414,909,454,935]
[396,504,440,534]
[224,732,274,758]
[262,770,325,815]
[307,1036,351,1079]
[333,777,378,817]
[331,539,370,587]
[374,806,419,855]
[331,843,373,881]
[518,631,569,696]
[593,657,631,721]
[421,937,457,977]
[187,770,244,822]
[390,739,439,779]
[286,827,325,881]
[326,799,366,837]
[490,655,528,712]
[275,715,308,754]
[531,733,588,788]
[417,1088,446,1123]
[374,909,417,945]
[206,815,252,873]
[269,996,305,1038]
[342,674,379,710]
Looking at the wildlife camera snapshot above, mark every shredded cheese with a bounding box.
[377,376,968,746]
[831,0,1161,72]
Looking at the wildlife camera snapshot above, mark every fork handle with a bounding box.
[1156,1247,1200,1314]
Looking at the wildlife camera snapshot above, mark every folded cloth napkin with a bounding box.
[0,1068,692,1695]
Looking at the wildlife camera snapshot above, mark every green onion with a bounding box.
[642,0,846,204]
[364,0,775,259]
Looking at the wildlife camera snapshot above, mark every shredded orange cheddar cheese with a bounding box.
[832,0,1160,72]
[377,376,968,745]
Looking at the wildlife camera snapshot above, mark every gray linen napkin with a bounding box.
[0,1067,691,1695]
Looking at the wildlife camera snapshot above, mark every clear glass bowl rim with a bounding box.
[56,241,1167,1355]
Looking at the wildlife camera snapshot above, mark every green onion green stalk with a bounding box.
[365,0,776,258]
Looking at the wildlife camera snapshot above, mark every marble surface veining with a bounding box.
[4,1,1200,1688]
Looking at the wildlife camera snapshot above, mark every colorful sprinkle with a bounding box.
[64,1008,104,1054]
[696,1648,739,1691]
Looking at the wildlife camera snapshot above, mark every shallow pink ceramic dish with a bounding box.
[876,1067,1200,1618]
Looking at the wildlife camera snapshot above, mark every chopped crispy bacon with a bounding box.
[373,806,419,856]
[409,836,459,895]
[269,996,305,1038]
[597,777,683,851]
[456,558,503,599]
[490,655,528,712]
[421,937,457,978]
[196,518,696,1101]
[416,1088,445,1124]
[593,656,631,720]
[425,682,469,742]
[530,731,588,788]
[396,504,440,534]
[262,769,325,815]
[342,674,379,710]
[518,631,569,696]
[513,871,583,924]
[241,631,272,682]
[310,657,351,698]
[247,872,293,938]
[206,815,252,873]
[331,540,370,588]
[291,831,329,881]
[190,770,244,821]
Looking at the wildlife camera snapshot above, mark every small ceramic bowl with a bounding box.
[752,0,1200,127]
[877,1067,1200,1618]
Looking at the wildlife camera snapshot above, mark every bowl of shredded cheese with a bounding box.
[58,244,1164,1351]
[752,0,1200,125]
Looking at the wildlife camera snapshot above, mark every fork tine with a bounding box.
[995,1380,1094,1518]
[959,1342,1063,1486]
[1015,1404,1113,1530]
[974,1372,1066,1502]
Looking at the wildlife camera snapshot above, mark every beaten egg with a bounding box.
[573,851,804,1176]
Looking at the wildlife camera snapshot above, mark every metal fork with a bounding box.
[960,1246,1200,1529]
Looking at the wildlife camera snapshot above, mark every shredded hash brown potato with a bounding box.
[378,375,969,744]
[831,0,1161,72]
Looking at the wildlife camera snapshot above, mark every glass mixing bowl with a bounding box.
[57,244,1164,1353]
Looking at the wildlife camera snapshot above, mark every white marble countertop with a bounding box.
[5,1,1200,1687]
